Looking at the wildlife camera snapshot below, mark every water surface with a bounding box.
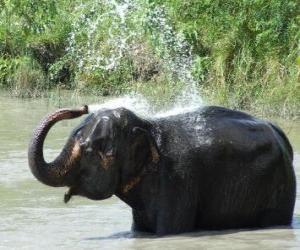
[0,93,299,249]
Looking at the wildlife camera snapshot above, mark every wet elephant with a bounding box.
[28,105,296,235]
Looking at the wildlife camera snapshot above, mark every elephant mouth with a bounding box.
[64,186,79,203]
[64,185,113,203]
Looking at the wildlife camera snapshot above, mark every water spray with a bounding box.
[67,0,204,117]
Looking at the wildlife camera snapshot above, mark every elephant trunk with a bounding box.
[28,105,88,187]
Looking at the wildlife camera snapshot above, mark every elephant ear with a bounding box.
[120,127,160,195]
[131,127,160,170]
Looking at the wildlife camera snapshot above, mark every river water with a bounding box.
[0,93,299,249]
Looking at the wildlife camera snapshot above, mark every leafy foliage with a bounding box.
[0,0,298,116]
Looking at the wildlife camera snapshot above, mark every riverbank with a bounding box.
[1,86,299,120]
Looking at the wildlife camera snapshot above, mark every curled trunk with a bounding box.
[28,105,88,187]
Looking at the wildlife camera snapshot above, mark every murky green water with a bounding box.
[0,93,299,249]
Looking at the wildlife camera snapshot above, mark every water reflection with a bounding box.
[0,93,299,249]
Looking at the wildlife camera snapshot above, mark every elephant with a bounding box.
[28,105,296,235]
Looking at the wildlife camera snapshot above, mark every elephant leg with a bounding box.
[156,208,197,235]
[259,180,295,227]
[132,209,154,233]
[155,176,199,235]
[131,201,198,235]
[259,209,293,227]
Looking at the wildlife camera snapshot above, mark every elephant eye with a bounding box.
[92,137,114,154]
[105,148,114,156]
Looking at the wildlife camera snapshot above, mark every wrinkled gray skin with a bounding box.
[28,105,296,235]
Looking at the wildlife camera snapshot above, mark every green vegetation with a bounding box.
[159,0,300,117]
[0,0,299,117]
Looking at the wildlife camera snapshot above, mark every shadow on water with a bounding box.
[85,231,154,240]
[85,223,298,241]
[292,215,300,229]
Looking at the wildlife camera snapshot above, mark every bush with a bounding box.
[11,57,46,97]
[0,57,18,87]
[0,0,299,117]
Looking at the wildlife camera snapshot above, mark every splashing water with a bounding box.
[67,0,139,71]
[88,95,200,119]
[88,94,153,117]
[67,0,204,117]
[145,6,203,111]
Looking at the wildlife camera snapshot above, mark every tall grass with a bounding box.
[0,0,299,117]
[159,0,299,115]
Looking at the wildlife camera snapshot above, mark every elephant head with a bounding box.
[28,106,159,203]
